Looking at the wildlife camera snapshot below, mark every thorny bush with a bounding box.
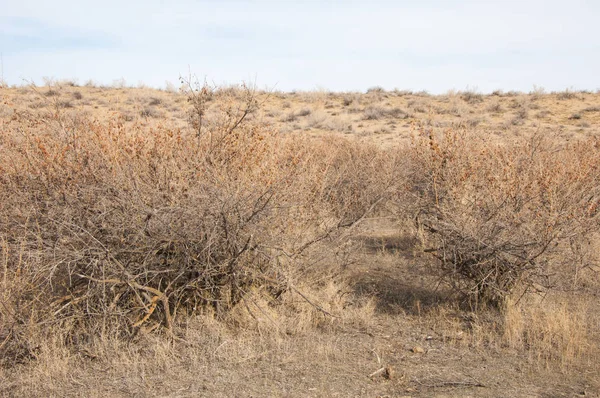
[0,84,400,364]
[409,128,600,307]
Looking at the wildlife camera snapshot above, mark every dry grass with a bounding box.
[4,83,600,147]
[0,83,599,397]
[503,294,599,369]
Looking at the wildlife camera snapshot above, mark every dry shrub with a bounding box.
[0,88,399,365]
[555,89,580,100]
[408,127,600,307]
[362,106,407,120]
[311,137,402,227]
[486,101,503,113]
[460,90,484,104]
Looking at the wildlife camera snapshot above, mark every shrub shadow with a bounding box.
[353,271,451,315]
[351,233,454,315]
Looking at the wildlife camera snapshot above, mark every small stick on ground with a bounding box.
[413,377,486,389]
[369,367,386,378]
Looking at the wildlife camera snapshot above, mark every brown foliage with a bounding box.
[0,89,400,364]
[408,128,600,306]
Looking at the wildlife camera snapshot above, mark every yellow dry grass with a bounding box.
[2,83,599,146]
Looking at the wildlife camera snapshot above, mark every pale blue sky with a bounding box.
[1,0,599,93]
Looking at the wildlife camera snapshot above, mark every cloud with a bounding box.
[0,16,116,54]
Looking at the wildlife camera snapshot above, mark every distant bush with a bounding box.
[505,91,521,97]
[555,89,579,100]
[460,91,484,104]
[281,107,312,122]
[342,95,355,107]
[510,107,529,125]
[582,106,600,113]
[529,85,546,99]
[363,105,407,120]
[366,86,385,94]
[140,107,159,117]
[296,107,312,117]
[486,102,503,113]
[393,89,414,96]
[58,100,73,109]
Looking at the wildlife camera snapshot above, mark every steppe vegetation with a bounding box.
[1,79,599,397]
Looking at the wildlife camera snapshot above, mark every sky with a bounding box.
[1,0,599,93]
